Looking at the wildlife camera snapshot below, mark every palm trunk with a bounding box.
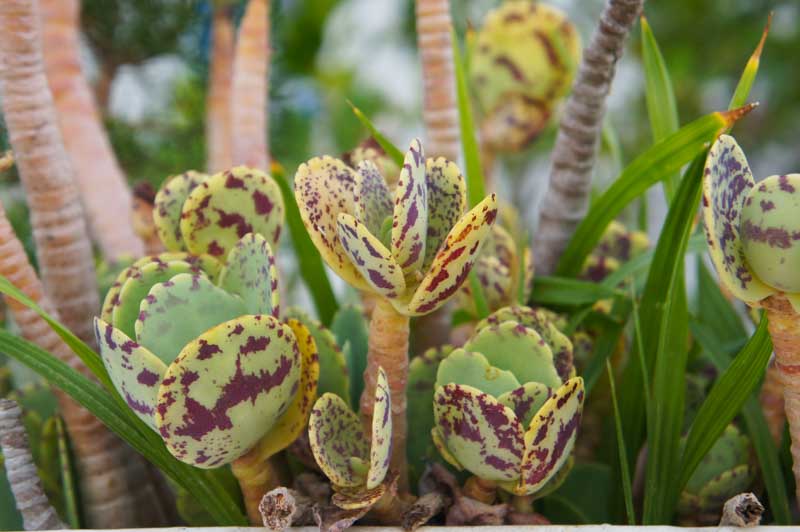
[532,0,644,275]
[760,358,785,445]
[207,5,235,173]
[231,0,270,170]
[415,0,459,162]
[0,399,66,531]
[0,199,167,527]
[39,0,144,262]
[761,294,800,508]
[359,298,410,492]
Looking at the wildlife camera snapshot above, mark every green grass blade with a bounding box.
[641,16,680,202]
[607,359,636,525]
[729,15,771,112]
[601,233,706,289]
[531,276,621,307]
[272,169,339,325]
[346,99,404,166]
[581,302,630,395]
[555,108,751,278]
[55,417,81,528]
[451,29,486,208]
[0,330,248,525]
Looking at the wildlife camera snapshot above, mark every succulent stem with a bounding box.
[360,298,410,492]
[463,476,497,505]
[207,4,235,173]
[762,294,800,507]
[231,451,287,524]
[759,358,785,445]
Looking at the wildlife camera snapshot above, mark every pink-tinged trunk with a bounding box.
[415,0,459,162]
[231,0,270,170]
[39,0,144,261]
[207,6,235,173]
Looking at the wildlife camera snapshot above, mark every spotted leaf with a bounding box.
[464,320,562,389]
[331,481,388,511]
[218,233,279,316]
[353,160,392,237]
[180,166,284,258]
[155,315,300,468]
[337,214,405,299]
[391,139,428,276]
[424,158,466,269]
[497,382,552,428]
[406,193,498,315]
[95,318,166,430]
[294,156,368,290]
[309,392,370,488]
[135,273,247,365]
[702,135,774,303]
[740,173,800,292]
[431,426,463,471]
[367,367,391,489]
[479,94,552,151]
[153,171,208,251]
[435,349,520,398]
[517,377,584,495]
[433,383,524,482]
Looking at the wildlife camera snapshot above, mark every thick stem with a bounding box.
[207,6,235,173]
[360,298,410,492]
[759,357,785,445]
[0,399,66,531]
[763,294,800,508]
[462,476,497,505]
[231,450,286,525]
[532,0,644,275]
[231,0,270,170]
[415,0,459,162]
[39,0,144,261]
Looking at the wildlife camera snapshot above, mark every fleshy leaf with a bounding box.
[517,377,584,495]
[218,233,279,316]
[353,160,393,237]
[156,315,300,468]
[136,273,247,365]
[740,173,800,292]
[464,321,562,389]
[391,139,428,276]
[153,171,208,251]
[431,426,463,471]
[701,135,774,303]
[424,158,467,269]
[406,193,498,315]
[497,382,553,428]
[94,318,166,430]
[337,214,405,298]
[433,383,524,482]
[111,259,196,338]
[294,156,368,290]
[180,166,285,258]
[479,94,552,151]
[367,367,391,489]
[435,349,520,398]
[309,393,370,488]
[331,481,388,510]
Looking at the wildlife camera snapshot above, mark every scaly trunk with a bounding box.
[231,0,270,170]
[762,294,800,508]
[760,357,785,445]
[360,298,410,492]
[0,399,66,531]
[415,0,459,162]
[39,0,144,261]
[207,5,235,173]
[0,199,167,527]
[532,0,644,275]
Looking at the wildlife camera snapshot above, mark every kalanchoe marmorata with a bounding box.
[469,1,581,152]
[677,424,755,525]
[294,138,498,316]
[309,367,392,510]
[581,220,649,283]
[432,306,583,496]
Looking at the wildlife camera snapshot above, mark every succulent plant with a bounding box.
[344,138,401,190]
[309,367,392,509]
[581,220,649,283]
[432,307,583,496]
[469,1,581,152]
[677,424,755,525]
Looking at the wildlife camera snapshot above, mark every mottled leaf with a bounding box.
[431,426,463,471]
[367,367,391,489]
[424,158,467,269]
[701,135,774,303]
[218,233,279,316]
[154,171,208,251]
[353,160,393,237]
[497,382,552,428]
[309,393,369,487]
[435,349,520,398]
[331,482,387,511]
[181,166,285,258]
[337,214,405,298]
[391,139,428,276]
[155,315,300,468]
[433,383,524,482]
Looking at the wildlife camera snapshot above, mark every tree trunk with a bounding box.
[532,0,644,275]
[39,0,144,262]
[415,0,459,162]
[207,5,235,173]
[231,0,270,170]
